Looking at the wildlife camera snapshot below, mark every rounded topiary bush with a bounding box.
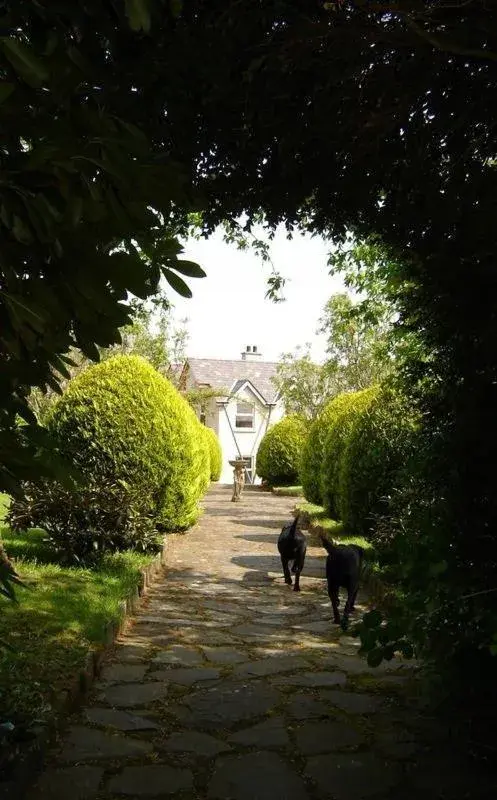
[339,386,419,536]
[321,388,377,519]
[49,354,210,531]
[256,415,308,486]
[300,399,343,504]
[204,426,222,481]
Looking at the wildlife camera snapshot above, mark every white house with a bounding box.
[180,346,285,484]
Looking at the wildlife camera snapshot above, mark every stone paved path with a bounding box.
[27,487,478,800]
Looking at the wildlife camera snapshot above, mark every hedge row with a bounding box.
[256,415,307,486]
[204,425,222,481]
[321,388,377,520]
[9,356,222,559]
[300,400,340,504]
[301,385,418,537]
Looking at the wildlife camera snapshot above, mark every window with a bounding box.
[235,401,255,429]
[241,456,254,483]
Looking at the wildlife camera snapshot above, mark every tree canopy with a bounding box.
[273,291,390,420]
[0,1,204,491]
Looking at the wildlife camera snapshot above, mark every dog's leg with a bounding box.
[350,585,359,612]
[329,585,341,624]
[281,555,292,585]
[293,550,306,592]
[342,586,356,630]
[293,568,301,592]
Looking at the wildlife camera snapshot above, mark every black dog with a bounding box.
[321,537,364,629]
[277,514,307,592]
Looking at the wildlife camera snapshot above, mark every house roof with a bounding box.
[187,358,280,404]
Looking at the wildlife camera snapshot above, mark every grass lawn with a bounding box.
[0,494,154,724]
[272,485,303,497]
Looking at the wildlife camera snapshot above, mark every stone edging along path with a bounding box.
[24,486,479,800]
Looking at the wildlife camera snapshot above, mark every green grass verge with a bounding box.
[0,519,154,724]
[272,485,303,497]
[295,500,373,551]
[0,492,9,524]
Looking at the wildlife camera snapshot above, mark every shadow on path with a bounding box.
[23,486,488,800]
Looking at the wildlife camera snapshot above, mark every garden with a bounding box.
[0,354,221,750]
[1,0,496,778]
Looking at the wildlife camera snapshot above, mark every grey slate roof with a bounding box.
[188,358,280,404]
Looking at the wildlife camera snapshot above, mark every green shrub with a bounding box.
[321,388,377,519]
[256,415,308,486]
[10,356,210,557]
[300,398,344,504]
[339,386,419,536]
[204,426,222,481]
[8,480,159,562]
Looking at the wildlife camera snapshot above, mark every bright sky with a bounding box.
[171,226,347,364]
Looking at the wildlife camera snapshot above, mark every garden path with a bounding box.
[27,486,476,800]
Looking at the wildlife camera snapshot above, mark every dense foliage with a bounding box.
[272,346,336,422]
[321,388,376,520]
[204,426,222,482]
[9,356,210,559]
[300,400,343,505]
[338,386,419,536]
[8,480,159,562]
[256,416,307,487]
[0,2,204,497]
[318,294,392,393]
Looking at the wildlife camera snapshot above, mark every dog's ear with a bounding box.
[320,536,334,554]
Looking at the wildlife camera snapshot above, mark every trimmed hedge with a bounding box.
[31,355,210,538]
[256,415,308,486]
[322,388,377,519]
[339,386,418,536]
[50,355,210,530]
[204,426,222,481]
[300,398,342,504]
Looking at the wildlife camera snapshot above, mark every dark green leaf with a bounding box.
[3,293,47,333]
[12,215,33,244]
[108,252,151,299]
[0,82,14,103]
[429,560,447,578]
[125,0,151,32]
[363,609,383,629]
[383,644,395,661]
[156,238,184,258]
[14,403,37,426]
[169,259,206,278]
[367,647,384,668]
[170,0,183,18]
[378,628,390,646]
[163,268,193,298]
[75,332,101,362]
[0,37,49,87]
[359,628,377,651]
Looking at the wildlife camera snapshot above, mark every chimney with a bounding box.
[241,345,262,361]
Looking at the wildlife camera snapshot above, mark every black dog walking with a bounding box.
[277,514,307,592]
[321,537,364,629]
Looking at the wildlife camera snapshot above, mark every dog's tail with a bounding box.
[289,513,300,537]
[320,535,337,555]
